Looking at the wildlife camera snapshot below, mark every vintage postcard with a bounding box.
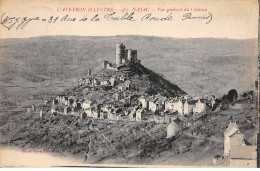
[0,0,259,168]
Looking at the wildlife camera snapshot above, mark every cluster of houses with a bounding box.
[76,70,133,95]
[39,42,219,140]
[76,70,115,89]
[139,94,213,115]
[43,88,214,144]
[47,93,212,120]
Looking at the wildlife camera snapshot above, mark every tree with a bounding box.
[227,89,238,103]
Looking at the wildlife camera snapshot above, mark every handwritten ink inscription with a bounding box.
[0,12,40,30]
[0,10,213,31]
[182,12,212,24]
[104,12,136,21]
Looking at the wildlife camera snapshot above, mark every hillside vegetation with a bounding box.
[0,36,258,166]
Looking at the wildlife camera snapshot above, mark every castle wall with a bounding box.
[133,50,137,62]
[127,49,133,62]
[116,43,125,66]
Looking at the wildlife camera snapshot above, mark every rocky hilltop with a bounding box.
[67,62,186,99]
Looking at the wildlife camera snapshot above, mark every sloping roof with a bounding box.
[160,96,167,102]
[154,98,161,104]
[166,98,176,103]
[139,95,146,100]
[136,109,144,113]
[224,122,240,137]
[127,107,135,112]
[129,110,136,115]
[155,94,167,102]
[96,98,106,104]
[83,99,93,104]
[230,145,257,160]
[167,121,179,127]
[187,99,198,105]
[151,97,158,103]
[230,132,245,139]
[173,117,182,124]
[225,127,239,137]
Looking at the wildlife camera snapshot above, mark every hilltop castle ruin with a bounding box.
[103,42,141,71]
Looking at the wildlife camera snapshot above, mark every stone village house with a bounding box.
[224,121,257,167]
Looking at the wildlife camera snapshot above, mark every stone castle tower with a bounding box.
[115,42,138,66]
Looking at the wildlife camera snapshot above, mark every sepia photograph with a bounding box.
[0,0,259,168]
